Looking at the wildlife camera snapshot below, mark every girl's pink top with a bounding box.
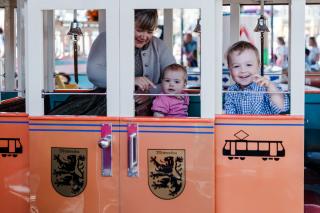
[151,93,190,117]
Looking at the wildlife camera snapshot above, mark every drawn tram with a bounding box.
[0,0,318,212]
[0,138,23,157]
[222,130,286,161]
[223,139,285,160]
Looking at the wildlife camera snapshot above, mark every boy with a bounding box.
[224,41,289,114]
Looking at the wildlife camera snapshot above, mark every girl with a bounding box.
[152,64,189,117]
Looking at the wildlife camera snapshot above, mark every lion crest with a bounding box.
[148,149,185,200]
[51,147,87,197]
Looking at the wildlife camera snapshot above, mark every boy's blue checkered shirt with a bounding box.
[224,82,290,115]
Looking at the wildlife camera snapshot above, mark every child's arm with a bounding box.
[153,112,165,117]
[254,75,286,111]
[151,96,169,117]
[224,91,237,114]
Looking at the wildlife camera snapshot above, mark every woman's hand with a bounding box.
[135,76,156,92]
[135,95,150,104]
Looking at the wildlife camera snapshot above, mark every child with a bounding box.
[224,41,289,114]
[151,64,189,117]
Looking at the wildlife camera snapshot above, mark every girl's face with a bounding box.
[135,26,153,48]
[162,70,186,94]
[229,49,260,88]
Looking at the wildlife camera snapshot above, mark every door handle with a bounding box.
[128,124,138,177]
[99,123,112,177]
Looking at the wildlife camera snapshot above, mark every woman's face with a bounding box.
[309,39,315,47]
[135,27,153,48]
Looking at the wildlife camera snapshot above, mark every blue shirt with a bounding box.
[224,82,290,115]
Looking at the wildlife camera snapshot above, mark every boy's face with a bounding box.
[162,70,186,94]
[229,49,260,88]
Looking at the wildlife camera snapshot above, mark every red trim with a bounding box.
[0,112,28,117]
[120,117,214,123]
[53,89,93,93]
[0,96,23,104]
[29,116,119,121]
[305,91,320,94]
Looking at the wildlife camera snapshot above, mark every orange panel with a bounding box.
[29,117,120,213]
[0,113,29,213]
[215,115,304,213]
[119,118,215,213]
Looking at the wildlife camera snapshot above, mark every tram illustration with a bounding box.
[222,130,285,160]
[223,139,285,160]
[0,138,23,157]
[0,0,318,212]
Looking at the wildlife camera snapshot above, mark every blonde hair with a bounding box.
[226,41,260,67]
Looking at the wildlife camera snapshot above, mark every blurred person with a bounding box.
[182,33,198,67]
[275,37,288,70]
[305,48,311,72]
[0,27,4,58]
[307,36,320,70]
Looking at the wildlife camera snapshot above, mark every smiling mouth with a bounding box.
[136,39,146,43]
[239,75,250,79]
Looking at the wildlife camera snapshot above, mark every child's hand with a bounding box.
[253,74,279,93]
[135,77,156,92]
[253,74,270,88]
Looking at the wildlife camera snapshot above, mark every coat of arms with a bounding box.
[148,149,185,200]
[51,147,87,197]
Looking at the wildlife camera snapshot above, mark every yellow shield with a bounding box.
[148,149,186,200]
[51,147,87,197]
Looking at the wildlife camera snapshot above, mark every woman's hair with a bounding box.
[135,9,158,31]
[226,40,260,67]
[277,37,285,45]
[163,64,188,82]
[309,37,318,47]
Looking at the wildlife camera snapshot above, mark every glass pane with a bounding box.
[134,9,201,118]
[222,5,290,115]
[0,8,24,112]
[44,9,107,116]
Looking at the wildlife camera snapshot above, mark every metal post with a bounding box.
[260,0,264,76]
[68,10,82,84]
[73,35,79,84]
[271,5,274,65]
[73,10,79,84]
[180,9,184,65]
[261,31,264,76]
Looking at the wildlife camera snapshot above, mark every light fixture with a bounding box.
[254,15,270,33]
[67,20,83,37]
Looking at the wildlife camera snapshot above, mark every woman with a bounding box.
[307,37,320,70]
[275,37,288,70]
[50,9,176,115]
